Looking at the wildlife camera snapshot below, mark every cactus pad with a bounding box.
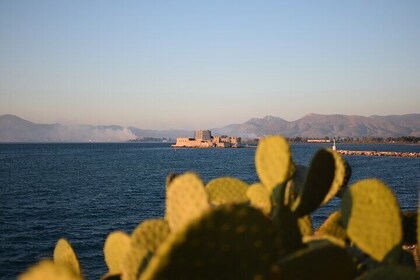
[101,273,121,280]
[53,239,81,277]
[104,231,131,274]
[287,165,307,202]
[121,247,149,280]
[317,211,347,242]
[273,242,355,280]
[298,215,313,236]
[292,149,335,217]
[271,184,303,253]
[131,219,170,253]
[165,172,210,232]
[255,135,292,191]
[357,265,419,280]
[206,177,249,206]
[141,205,285,280]
[246,183,272,215]
[322,151,349,204]
[342,179,403,263]
[19,260,82,280]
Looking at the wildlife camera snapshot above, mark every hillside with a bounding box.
[1,113,420,142]
[212,113,420,138]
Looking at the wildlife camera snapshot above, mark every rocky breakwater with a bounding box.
[337,150,420,158]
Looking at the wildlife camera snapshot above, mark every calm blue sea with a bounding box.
[1,143,419,279]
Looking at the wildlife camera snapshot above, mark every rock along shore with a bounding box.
[337,150,420,158]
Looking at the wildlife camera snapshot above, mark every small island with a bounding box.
[172,130,241,148]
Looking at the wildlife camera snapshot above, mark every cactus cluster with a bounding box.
[20,135,420,279]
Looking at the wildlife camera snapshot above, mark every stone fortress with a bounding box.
[172,130,241,148]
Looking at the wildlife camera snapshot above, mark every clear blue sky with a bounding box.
[1,1,419,129]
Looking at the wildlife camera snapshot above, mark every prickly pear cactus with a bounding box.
[401,211,417,245]
[255,135,293,191]
[53,238,82,277]
[322,150,349,204]
[317,211,347,242]
[131,219,170,253]
[206,177,249,206]
[19,260,83,280]
[273,241,356,280]
[101,273,122,280]
[286,165,307,202]
[246,183,272,215]
[165,173,178,189]
[292,149,335,217]
[121,246,149,280]
[356,265,419,280]
[298,215,313,236]
[271,184,303,253]
[103,231,131,275]
[141,205,285,280]
[165,172,210,232]
[342,179,403,263]
[121,215,169,279]
[20,133,417,280]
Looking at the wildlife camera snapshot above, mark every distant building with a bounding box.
[172,130,241,148]
[195,130,212,141]
[307,139,331,143]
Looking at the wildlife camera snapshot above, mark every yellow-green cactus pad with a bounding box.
[322,150,349,204]
[298,215,313,236]
[342,179,403,263]
[246,183,272,215]
[303,235,346,248]
[53,238,81,277]
[101,272,121,280]
[292,149,335,217]
[165,173,178,189]
[104,231,131,274]
[206,177,249,206]
[317,211,347,241]
[120,219,169,280]
[165,172,210,232]
[131,219,170,253]
[273,242,355,280]
[141,205,285,280]
[255,135,292,191]
[357,265,419,280]
[19,260,83,280]
[121,247,149,280]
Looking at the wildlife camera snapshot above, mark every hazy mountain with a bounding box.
[213,116,289,138]
[213,113,420,138]
[1,113,420,142]
[0,114,136,142]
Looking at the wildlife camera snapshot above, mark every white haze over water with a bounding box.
[53,126,137,142]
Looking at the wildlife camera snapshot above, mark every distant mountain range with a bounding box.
[0,113,419,142]
[213,113,420,138]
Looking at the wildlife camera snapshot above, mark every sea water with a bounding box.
[1,143,419,279]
